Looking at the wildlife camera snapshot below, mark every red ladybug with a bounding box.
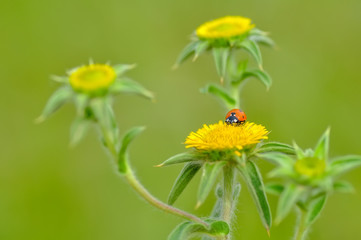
[225,109,247,125]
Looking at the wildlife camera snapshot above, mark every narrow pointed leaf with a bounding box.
[239,40,263,68]
[265,182,285,196]
[257,142,295,155]
[194,41,209,60]
[174,41,199,67]
[275,183,303,224]
[110,77,154,100]
[118,126,146,173]
[112,64,136,75]
[168,162,202,205]
[329,155,361,176]
[238,161,272,232]
[258,152,294,168]
[249,35,275,48]
[293,142,305,159]
[212,48,230,81]
[197,162,226,207]
[333,180,354,193]
[37,87,73,122]
[50,75,69,83]
[305,194,327,226]
[200,84,236,108]
[314,128,330,161]
[70,117,90,146]
[157,152,197,167]
[242,69,272,90]
[74,94,89,116]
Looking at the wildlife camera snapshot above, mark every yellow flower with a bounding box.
[69,64,116,94]
[294,157,326,178]
[196,16,255,39]
[185,121,268,153]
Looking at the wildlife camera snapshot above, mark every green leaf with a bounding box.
[212,48,230,82]
[258,152,294,168]
[118,126,146,173]
[242,69,272,90]
[174,41,199,68]
[110,77,154,100]
[314,128,330,161]
[69,117,90,146]
[293,142,305,159]
[238,160,272,233]
[168,220,229,240]
[194,41,209,61]
[275,183,303,224]
[249,35,275,48]
[197,162,226,208]
[239,40,263,69]
[333,180,354,193]
[112,64,136,76]
[36,87,73,123]
[329,155,361,176]
[200,84,236,108]
[168,162,203,205]
[157,152,197,167]
[74,94,89,116]
[265,182,285,196]
[50,75,69,83]
[305,194,327,226]
[257,142,295,155]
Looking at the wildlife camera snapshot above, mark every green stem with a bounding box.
[293,208,309,240]
[99,126,209,228]
[124,167,209,228]
[222,165,235,223]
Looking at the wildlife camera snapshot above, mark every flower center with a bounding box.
[294,157,326,178]
[69,64,116,94]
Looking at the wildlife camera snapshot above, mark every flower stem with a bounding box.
[293,208,309,240]
[221,164,236,239]
[124,167,209,228]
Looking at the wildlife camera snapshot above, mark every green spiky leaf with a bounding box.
[238,160,272,233]
[110,77,154,100]
[265,182,285,196]
[212,48,230,82]
[112,64,136,76]
[329,155,361,176]
[242,69,272,90]
[174,41,199,68]
[257,142,295,155]
[275,183,303,224]
[157,152,197,167]
[314,128,330,161]
[200,84,236,108]
[239,40,263,68]
[197,162,226,208]
[333,180,354,193]
[70,117,90,146]
[305,194,327,226]
[258,152,294,168]
[194,41,210,61]
[168,162,203,205]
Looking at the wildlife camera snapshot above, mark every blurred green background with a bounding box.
[1,0,361,239]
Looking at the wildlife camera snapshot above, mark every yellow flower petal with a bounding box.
[185,121,268,152]
[196,16,255,39]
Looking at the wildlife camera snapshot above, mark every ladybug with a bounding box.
[225,109,247,125]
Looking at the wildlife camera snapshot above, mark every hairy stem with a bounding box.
[293,208,309,240]
[221,164,236,239]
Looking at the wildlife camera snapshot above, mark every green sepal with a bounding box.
[74,94,89,117]
[329,155,361,176]
[305,194,327,226]
[36,87,73,123]
[194,41,210,61]
[257,142,295,155]
[249,29,275,48]
[168,219,229,240]
[110,77,154,100]
[112,64,136,76]
[238,160,272,233]
[197,162,226,208]
[242,69,272,90]
[275,183,303,224]
[200,84,236,109]
[118,126,146,173]
[293,141,306,159]
[265,182,285,196]
[157,152,197,167]
[333,180,355,193]
[69,117,90,146]
[238,40,263,69]
[212,47,230,82]
[314,128,330,161]
[168,162,203,205]
[258,152,294,168]
[50,75,69,83]
[174,41,199,68]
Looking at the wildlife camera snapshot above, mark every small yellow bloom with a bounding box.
[69,64,116,94]
[196,16,255,39]
[294,157,326,178]
[185,121,268,153]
